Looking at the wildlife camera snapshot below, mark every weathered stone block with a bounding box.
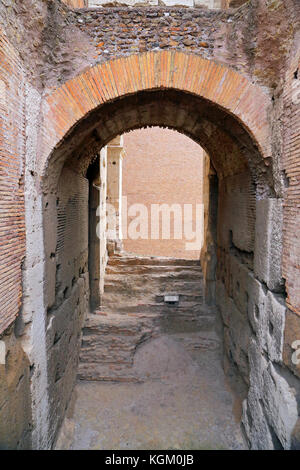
[248,336,268,395]
[244,338,299,449]
[242,391,274,450]
[0,327,32,450]
[216,280,230,326]
[254,198,284,292]
[217,277,252,382]
[224,314,250,381]
[265,291,286,363]
[246,274,285,362]
[229,255,251,316]
[262,363,298,449]
[247,272,267,346]
[242,340,274,449]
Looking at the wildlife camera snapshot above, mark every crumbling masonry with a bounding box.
[0,0,299,450]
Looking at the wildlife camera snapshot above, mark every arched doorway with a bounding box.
[23,51,291,449]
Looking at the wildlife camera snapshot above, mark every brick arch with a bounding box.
[41,50,272,174]
[28,48,289,452]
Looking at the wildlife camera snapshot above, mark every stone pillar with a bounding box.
[88,158,101,310]
[106,136,124,255]
[99,147,108,295]
[200,152,218,305]
[88,148,108,306]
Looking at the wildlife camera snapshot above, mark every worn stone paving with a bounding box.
[57,254,246,450]
[63,332,246,450]
[78,253,216,382]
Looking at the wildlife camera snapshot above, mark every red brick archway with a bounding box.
[27,50,294,450]
[41,51,272,173]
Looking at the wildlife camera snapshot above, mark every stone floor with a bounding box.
[59,331,247,450]
[56,254,247,450]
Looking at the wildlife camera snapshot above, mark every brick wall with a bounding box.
[282,36,300,380]
[282,49,300,316]
[46,165,89,440]
[0,0,298,449]
[0,27,32,451]
[0,29,25,334]
[61,0,88,8]
[122,127,204,259]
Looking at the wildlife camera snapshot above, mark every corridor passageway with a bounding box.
[53,128,248,450]
[1,0,299,446]
[34,52,296,450]
[56,254,246,450]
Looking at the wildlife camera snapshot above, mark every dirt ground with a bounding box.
[58,332,247,450]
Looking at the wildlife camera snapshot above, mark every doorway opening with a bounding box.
[29,53,285,449]
[52,124,251,449]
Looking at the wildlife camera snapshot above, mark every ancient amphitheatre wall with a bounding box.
[0,0,298,449]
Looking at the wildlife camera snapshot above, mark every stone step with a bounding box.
[80,344,136,365]
[108,255,200,267]
[80,313,155,370]
[103,280,203,295]
[104,271,203,283]
[77,362,141,383]
[159,315,216,334]
[105,265,203,275]
[100,296,202,310]
[100,302,213,316]
[79,253,213,383]
[100,291,204,308]
[82,312,154,335]
[80,339,139,365]
[100,296,204,311]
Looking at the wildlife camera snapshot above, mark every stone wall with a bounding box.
[1,1,295,95]
[37,46,298,448]
[0,326,32,449]
[0,25,32,450]
[212,168,257,387]
[0,0,299,450]
[88,0,221,8]
[106,137,124,255]
[44,166,90,445]
[200,153,217,305]
[215,188,299,448]
[63,0,243,8]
